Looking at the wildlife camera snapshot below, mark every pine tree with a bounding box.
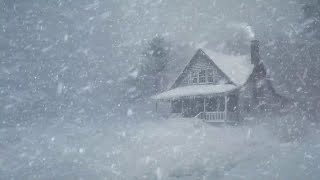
[142,36,170,75]
[125,36,170,100]
[302,0,320,39]
[297,0,320,121]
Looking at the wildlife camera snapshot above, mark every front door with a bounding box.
[190,98,204,117]
[181,98,205,117]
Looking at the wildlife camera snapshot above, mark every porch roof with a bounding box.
[151,84,238,100]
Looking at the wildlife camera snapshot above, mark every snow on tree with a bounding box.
[124,35,171,100]
[295,0,320,121]
[302,0,320,39]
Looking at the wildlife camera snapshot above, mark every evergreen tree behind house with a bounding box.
[126,36,171,100]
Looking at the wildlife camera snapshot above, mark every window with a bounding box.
[182,99,192,117]
[192,71,198,83]
[217,97,225,111]
[195,98,204,113]
[207,69,214,82]
[205,97,217,112]
[189,69,215,84]
[199,70,206,83]
[205,97,225,112]
[189,69,217,84]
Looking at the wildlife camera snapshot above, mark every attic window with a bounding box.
[199,70,206,83]
[192,72,198,83]
[190,69,215,84]
[207,69,214,82]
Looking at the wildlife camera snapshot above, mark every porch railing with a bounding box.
[195,111,226,122]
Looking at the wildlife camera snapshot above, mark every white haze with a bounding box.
[1,0,320,180]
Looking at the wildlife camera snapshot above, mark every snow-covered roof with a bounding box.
[202,49,254,86]
[163,46,254,91]
[152,84,238,100]
[158,45,255,100]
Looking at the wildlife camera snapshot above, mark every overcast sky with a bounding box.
[0,0,306,120]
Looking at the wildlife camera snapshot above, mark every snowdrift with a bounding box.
[1,117,320,180]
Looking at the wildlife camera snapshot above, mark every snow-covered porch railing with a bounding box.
[195,112,238,122]
[195,111,226,122]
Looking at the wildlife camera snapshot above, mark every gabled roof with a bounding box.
[169,48,254,89]
[152,49,255,100]
[153,42,288,103]
[202,49,254,86]
[170,49,234,89]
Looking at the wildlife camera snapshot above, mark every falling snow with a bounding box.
[1,0,320,180]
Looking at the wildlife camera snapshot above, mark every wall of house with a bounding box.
[176,53,229,87]
[238,77,287,120]
[257,79,287,111]
[238,82,255,118]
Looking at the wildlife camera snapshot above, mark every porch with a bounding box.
[151,84,240,122]
[170,95,239,122]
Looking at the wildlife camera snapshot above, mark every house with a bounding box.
[151,40,287,122]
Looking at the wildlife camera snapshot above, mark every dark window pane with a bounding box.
[182,99,192,117]
[192,72,198,83]
[189,99,203,117]
[192,78,197,83]
[205,97,217,112]
[218,97,225,111]
[199,70,205,83]
[195,98,204,113]
[207,69,214,82]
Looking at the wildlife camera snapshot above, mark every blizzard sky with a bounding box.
[2,0,303,65]
[0,0,307,121]
[2,1,320,180]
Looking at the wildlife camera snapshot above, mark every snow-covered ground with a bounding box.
[1,116,320,180]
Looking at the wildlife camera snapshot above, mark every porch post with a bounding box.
[181,99,184,114]
[204,98,206,112]
[224,96,228,121]
[156,101,158,113]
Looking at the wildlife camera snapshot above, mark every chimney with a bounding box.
[251,40,260,66]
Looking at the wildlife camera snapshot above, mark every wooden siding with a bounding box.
[238,75,287,117]
[175,52,229,88]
